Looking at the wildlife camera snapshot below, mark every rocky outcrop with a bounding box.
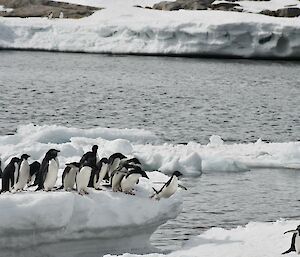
[211,2,241,11]
[152,0,215,11]
[0,0,100,18]
[260,7,300,18]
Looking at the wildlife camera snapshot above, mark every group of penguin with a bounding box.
[0,145,185,199]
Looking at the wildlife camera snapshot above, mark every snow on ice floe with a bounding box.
[0,124,299,176]
[0,0,300,58]
[105,219,300,257]
[0,171,182,256]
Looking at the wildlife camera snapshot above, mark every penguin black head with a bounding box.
[125,158,141,165]
[21,154,30,160]
[108,153,127,164]
[173,171,183,178]
[11,157,21,163]
[284,225,300,234]
[46,149,60,158]
[92,145,98,153]
[66,162,81,168]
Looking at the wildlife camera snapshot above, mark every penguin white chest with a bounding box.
[14,162,19,185]
[64,168,78,190]
[160,176,178,199]
[121,174,141,193]
[76,166,92,194]
[295,234,300,254]
[44,159,59,191]
[14,160,30,190]
[94,163,108,188]
[112,172,125,192]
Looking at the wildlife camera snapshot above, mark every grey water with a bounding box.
[0,51,300,254]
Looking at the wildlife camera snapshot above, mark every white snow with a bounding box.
[0,5,13,13]
[105,219,300,257]
[0,171,182,255]
[0,0,299,58]
[0,124,299,176]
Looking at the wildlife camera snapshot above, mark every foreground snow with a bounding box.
[0,124,299,176]
[0,0,300,58]
[0,171,182,256]
[105,219,300,257]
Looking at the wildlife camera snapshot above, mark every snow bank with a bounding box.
[0,124,299,176]
[0,0,299,59]
[105,219,300,257]
[0,171,182,256]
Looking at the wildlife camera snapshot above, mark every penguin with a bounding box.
[1,157,20,193]
[123,157,142,168]
[76,160,97,195]
[36,149,60,191]
[13,154,30,191]
[0,158,3,178]
[48,11,53,19]
[107,153,127,178]
[60,162,80,191]
[120,166,149,194]
[93,158,109,189]
[282,225,300,254]
[59,11,64,19]
[80,145,99,187]
[27,161,41,186]
[151,171,186,200]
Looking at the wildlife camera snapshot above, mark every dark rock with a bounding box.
[211,2,240,11]
[0,0,100,18]
[277,7,300,17]
[260,7,300,17]
[152,0,214,11]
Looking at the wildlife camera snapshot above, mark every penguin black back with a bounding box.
[1,157,20,193]
[80,145,98,167]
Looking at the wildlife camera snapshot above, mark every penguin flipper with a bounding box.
[178,184,188,190]
[152,187,159,194]
[282,234,296,254]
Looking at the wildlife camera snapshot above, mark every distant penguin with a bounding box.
[36,149,60,191]
[120,166,149,194]
[151,171,186,200]
[1,157,20,193]
[93,158,109,189]
[48,11,53,19]
[59,11,64,19]
[61,162,80,191]
[282,225,300,254]
[0,158,3,178]
[27,161,41,186]
[13,154,30,191]
[107,153,127,178]
[76,160,96,195]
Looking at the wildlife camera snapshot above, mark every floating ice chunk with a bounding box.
[208,135,224,146]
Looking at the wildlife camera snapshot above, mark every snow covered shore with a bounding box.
[105,219,300,257]
[0,0,300,59]
[0,172,182,256]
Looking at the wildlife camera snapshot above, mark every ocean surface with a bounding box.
[0,51,300,253]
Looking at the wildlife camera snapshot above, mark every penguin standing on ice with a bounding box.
[13,154,30,191]
[93,158,109,189]
[151,171,187,200]
[80,145,99,187]
[76,159,97,195]
[27,161,41,186]
[60,162,80,191]
[120,166,149,194]
[282,225,300,254]
[36,149,60,191]
[1,157,20,193]
[107,153,127,178]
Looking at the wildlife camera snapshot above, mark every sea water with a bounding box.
[0,51,299,252]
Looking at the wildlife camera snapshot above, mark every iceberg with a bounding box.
[0,0,299,59]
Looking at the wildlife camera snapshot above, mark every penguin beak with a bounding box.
[284,229,298,234]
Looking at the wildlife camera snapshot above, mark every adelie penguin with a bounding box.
[80,145,99,187]
[13,154,30,191]
[1,157,21,193]
[60,162,80,191]
[27,161,41,186]
[282,225,300,254]
[107,152,127,178]
[93,158,109,189]
[76,159,97,195]
[120,166,149,194]
[36,149,60,191]
[151,171,187,200]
